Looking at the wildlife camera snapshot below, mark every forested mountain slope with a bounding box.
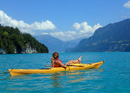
[66,19,130,52]
[0,25,48,54]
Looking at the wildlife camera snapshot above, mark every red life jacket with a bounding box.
[54,59,63,67]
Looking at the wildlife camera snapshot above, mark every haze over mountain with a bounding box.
[66,18,130,52]
[34,35,82,53]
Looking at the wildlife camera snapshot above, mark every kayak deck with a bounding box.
[8,61,104,76]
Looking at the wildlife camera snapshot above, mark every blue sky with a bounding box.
[0,0,130,41]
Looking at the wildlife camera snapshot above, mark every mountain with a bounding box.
[66,19,130,52]
[34,35,81,53]
[0,25,49,54]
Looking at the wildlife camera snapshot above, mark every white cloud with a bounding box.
[31,21,56,30]
[42,33,48,35]
[0,10,102,41]
[93,23,102,30]
[50,22,102,41]
[0,10,56,34]
[50,31,64,36]
[124,1,130,9]
[73,23,81,30]
[74,22,93,34]
[73,22,102,38]
[50,31,77,41]
[121,14,130,19]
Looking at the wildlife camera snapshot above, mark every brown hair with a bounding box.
[52,52,59,59]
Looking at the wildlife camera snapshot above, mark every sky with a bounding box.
[0,0,130,41]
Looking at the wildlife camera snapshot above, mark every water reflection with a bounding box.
[50,73,62,88]
[50,69,104,87]
[6,69,104,92]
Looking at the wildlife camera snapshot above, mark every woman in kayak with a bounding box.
[51,52,81,68]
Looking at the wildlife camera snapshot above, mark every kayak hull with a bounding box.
[8,61,104,76]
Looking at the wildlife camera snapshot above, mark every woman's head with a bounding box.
[53,52,59,59]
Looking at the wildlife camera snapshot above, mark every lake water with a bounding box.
[0,52,130,92]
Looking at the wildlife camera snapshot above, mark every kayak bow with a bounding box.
[8,61,104,76]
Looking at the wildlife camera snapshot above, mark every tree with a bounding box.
[0,25,49,54]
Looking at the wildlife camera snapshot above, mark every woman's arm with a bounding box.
[55,60,66,68]
[51,57,54,67]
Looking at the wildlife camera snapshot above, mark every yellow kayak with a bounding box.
[8,61,104,76]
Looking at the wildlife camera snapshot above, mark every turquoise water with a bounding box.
[0,52,130,92]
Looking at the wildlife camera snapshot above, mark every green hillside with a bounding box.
[0,25,48,54]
